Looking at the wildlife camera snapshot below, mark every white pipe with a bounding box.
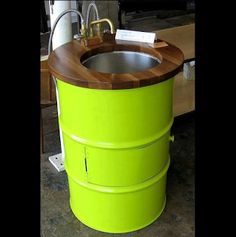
[49,1,72,50]
[48,1,72,162]
[55,86,65,162]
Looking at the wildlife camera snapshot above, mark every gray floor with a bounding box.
[41,11,195,237]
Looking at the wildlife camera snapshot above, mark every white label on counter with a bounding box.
[115,29,156,43]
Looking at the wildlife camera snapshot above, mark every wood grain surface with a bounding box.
[154,24,195,61]
[48,33,184,89]
[40,58,56,104]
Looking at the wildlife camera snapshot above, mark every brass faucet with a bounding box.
[80,22,87,39]
[89,18,115,37]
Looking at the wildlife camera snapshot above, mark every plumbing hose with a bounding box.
[86,2,100,29]
[47,9,85,86]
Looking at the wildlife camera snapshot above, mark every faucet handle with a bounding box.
[80,23,87,38]
[73,22,87,40]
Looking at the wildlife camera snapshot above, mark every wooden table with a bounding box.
[154,24,195,117]
[40,55,56,105]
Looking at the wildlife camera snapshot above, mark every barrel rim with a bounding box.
[48,34,184,90]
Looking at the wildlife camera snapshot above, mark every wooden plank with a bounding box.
[153,24,195,61]
[173,72,195,117]
[40,58,56,104]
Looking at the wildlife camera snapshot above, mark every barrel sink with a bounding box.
[48,34,184,233]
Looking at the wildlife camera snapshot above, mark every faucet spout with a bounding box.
[89,18,115,37]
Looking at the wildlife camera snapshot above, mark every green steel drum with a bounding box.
[57,78,174,233]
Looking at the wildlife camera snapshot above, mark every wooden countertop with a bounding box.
[154,24,195,61]
[44,25,194,116]
[48,34,184,90]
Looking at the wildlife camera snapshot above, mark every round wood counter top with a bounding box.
[48,34,184,90]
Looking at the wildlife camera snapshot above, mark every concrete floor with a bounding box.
[41,10,195,237]
[41,106,195,237]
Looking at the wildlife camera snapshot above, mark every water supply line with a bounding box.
[49,1,72,50]
[48,9,85,56]
[85,1,100,29]
[48,9,85,86]
[47,9,85,167]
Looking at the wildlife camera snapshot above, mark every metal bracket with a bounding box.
[48,153,65,172]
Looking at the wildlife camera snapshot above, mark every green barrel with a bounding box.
[57,77,174,233]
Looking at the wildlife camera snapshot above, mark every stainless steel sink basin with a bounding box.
[82,51,160,74]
